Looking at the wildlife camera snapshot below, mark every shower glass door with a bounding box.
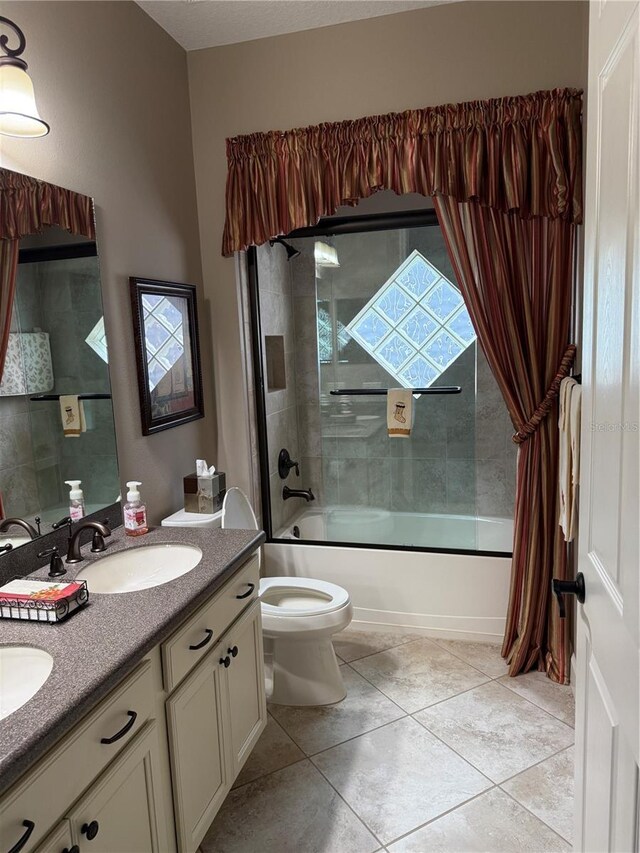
[255,210,515,554]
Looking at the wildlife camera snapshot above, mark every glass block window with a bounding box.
[346,250,476,388]
[142,294,185,391]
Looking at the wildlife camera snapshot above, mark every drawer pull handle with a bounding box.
[189,628,214,650]
[100,710,137,744]
[236,582,255,599]
[220,655,231,668]
[8,820,35,853]
[228,645,239,657]
[81,821,100,840]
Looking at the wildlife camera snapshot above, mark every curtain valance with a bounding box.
[222,87,583,255]
[0,169,95,241]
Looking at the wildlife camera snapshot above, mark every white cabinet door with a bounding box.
[220,601,267,777]
[66,722,169,853]
[575,1,640,850]
[32,821,73,853]
[166,647,229,853]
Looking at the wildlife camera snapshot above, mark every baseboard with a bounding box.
[352,606,504,643]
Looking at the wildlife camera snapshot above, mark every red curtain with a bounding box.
[221,88,583,682]
[0,168,96,379]
[434,198,576,682]
[222,88,582,256]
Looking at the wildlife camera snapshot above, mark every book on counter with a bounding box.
[0,578,89,623]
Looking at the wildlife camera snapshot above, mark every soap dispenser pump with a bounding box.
[65,480,85,521]
[123,481,148,536]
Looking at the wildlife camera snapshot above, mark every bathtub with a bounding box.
[264,507,513,642]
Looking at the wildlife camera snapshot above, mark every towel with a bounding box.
[387,388,413,437]
[558,377,576,538]
[567,384,582,540]
[60,395,86,438]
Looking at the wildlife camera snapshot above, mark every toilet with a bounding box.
[221,488,353,706]
[162,488,353,705]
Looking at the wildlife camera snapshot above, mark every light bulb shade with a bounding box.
[0,62,49,137]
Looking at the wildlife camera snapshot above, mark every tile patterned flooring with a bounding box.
[200,627,575,852]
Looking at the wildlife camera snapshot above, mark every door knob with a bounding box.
[552,573,585,618]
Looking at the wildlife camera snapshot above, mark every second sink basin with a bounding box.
[78,543,203,594]
[0,647,54,721]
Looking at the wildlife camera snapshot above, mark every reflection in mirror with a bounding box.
[0,220,119,555]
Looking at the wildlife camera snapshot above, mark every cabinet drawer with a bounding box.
[162,556,259,692]
[0,660,153,853]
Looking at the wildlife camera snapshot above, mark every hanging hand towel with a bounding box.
[567,384,582,541]
[387,388,413,437]
[558,377,576,538]
[59,395,86,438]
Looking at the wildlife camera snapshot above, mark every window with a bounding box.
[346,250,476,387]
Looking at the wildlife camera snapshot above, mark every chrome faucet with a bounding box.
[0,517,40,540]
[282,486,315,502]
[66,520,111,564]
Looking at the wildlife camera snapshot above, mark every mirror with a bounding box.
[0,168,119,554]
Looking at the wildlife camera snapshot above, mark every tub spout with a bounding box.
[282,486,315,502]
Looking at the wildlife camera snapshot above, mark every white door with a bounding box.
[575,1,639,851]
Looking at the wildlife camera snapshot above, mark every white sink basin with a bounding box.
[78,544,203,594]
[0,647,54,721]
[0,536,31,550]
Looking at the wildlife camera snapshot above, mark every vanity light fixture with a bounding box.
[0,16,49,138]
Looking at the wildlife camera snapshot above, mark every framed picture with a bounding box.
[130,277,204,435]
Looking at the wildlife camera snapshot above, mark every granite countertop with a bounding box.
[0,524,265,797]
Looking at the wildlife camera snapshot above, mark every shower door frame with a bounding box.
[247,208,512,558]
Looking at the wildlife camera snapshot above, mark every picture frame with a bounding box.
[129,277,204,435]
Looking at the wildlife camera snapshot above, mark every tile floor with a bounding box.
[200,627,575,853]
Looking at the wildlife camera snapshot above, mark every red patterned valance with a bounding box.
[0,168,95,241]
[222,88,583,256]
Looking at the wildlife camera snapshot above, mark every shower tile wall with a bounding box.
[257,245,312,533]
[287,230,516,523]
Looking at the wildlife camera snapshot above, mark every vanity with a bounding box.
[0,526,267,853]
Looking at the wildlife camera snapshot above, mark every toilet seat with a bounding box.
[220,487,352,704]
[260,577,349,617]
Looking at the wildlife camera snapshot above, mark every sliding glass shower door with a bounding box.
[254,209,515,554]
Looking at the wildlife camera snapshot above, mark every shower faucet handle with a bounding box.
[278,448,300,480]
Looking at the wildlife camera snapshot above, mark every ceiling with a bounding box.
[137,0,453,51]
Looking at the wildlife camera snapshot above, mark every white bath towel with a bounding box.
[387,388,413,437]
[59,395,86,438]
[567,384,582,540]
[558,377,577,538]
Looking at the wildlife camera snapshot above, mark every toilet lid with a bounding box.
[260,577,350,617]
[222,487,258,531]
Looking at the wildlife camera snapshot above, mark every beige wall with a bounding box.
[0,1,216,523]
[188,0,588,497]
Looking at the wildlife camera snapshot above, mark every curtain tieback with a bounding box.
[512,344,577,445]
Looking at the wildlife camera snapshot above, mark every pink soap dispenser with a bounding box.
[123,481,148,536]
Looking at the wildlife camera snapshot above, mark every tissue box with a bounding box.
[184,471,226,513]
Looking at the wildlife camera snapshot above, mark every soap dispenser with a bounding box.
[123,481,148,536]
[65,480,85,521]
